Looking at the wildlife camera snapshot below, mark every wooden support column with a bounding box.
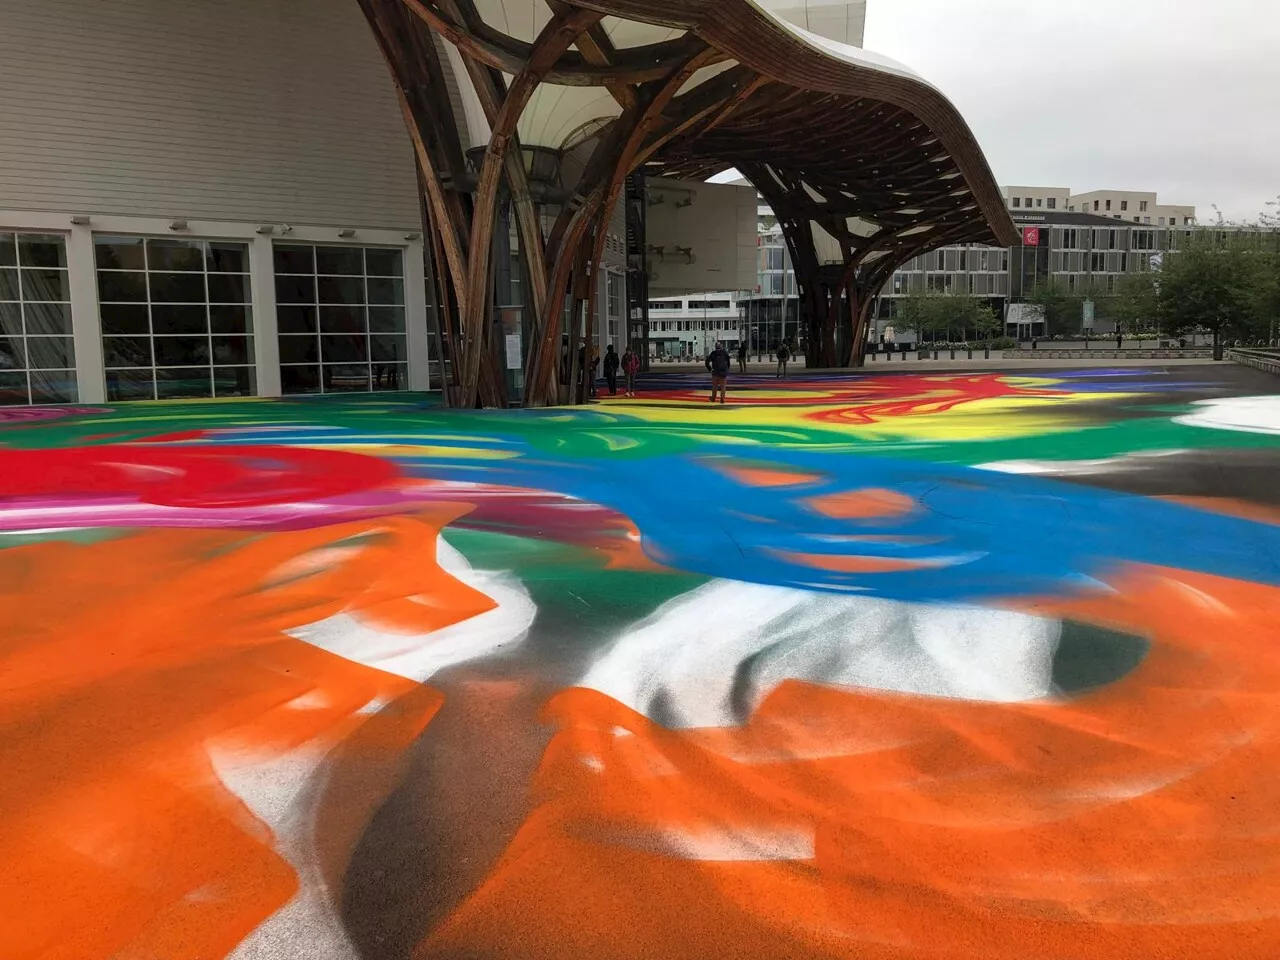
[455,8,603,407]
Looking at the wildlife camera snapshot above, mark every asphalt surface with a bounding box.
[6,361,1280,960]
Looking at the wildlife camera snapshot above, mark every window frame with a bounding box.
[274,241,408,396]
[0,231,77,405]
[95,234,254,402]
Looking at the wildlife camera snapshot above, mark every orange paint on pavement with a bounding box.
[418,565,1280,960]
[600,518,671,573]
[771,548,937,574]
[1163,494,1280,526]
[716,463,825,488]
[804,487,917,519]
[0,506,487,960]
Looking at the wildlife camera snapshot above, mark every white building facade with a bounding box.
[0,0,439,404]
[1004,186,1195,227]
[647,294,743,360]
[1067,190,1195,227]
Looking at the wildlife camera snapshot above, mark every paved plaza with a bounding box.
[6,363,1280,959]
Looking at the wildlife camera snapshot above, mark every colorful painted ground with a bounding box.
[5,365,1280,960]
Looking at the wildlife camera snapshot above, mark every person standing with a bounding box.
[622,345,640,398]
[706,340,731,404]
[589,345,601,399]
[776,340,791,379]
[603,344,620,396]
[737,341,748,374]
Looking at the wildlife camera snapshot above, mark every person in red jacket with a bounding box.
[621,345,641,398]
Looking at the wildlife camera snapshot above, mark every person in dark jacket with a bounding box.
[705,341,731,404]
[737,341,749,374]
[603,344,620,396]
[776,340,791,379]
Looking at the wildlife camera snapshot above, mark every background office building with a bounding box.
[877,208,1198,340]
[647,296,742,360]
[731,181,1198,348]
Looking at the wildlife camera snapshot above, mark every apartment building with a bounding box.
[1005,186,1195,227]
[645,294,743,360]
[1067,190,1196,227]
[1003,186,1072,213]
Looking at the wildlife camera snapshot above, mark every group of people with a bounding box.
[576,340,641,399]
[572,337,794,405]
[730,342,792,377]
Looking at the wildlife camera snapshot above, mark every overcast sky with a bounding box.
[864,0,1280,222]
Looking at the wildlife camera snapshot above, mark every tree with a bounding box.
[939,293,999,342]
[1158,229,1272,357]
[1110,273,1159,337]
[971,303,1003,343]
[894,290,999,343]
[894,290,947,343]
[1026,280,1086,337]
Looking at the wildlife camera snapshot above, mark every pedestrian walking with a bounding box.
[737,341,748,374]
[706,340,731,404]
[776,340,791,379]
[589,346,600,398]
[622,345,640,397]
[603,344,620,396]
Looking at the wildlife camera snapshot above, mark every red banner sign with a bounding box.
[1023,227,1040,246]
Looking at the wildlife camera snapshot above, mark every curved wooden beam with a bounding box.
[359,0,470,315]
[456,6,605,407]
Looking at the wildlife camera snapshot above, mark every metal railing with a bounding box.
[1227,348,1280,376]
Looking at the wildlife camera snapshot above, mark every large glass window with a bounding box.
[96,236,254,400]
[0,232,76,404]
[607,274,623,319]
[274,243,406,394]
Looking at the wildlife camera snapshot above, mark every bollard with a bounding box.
[950,348,956,360]
[984,347,990,359]
[901,350,907,361]
[933,349,939,360]
[967,348,973,359]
